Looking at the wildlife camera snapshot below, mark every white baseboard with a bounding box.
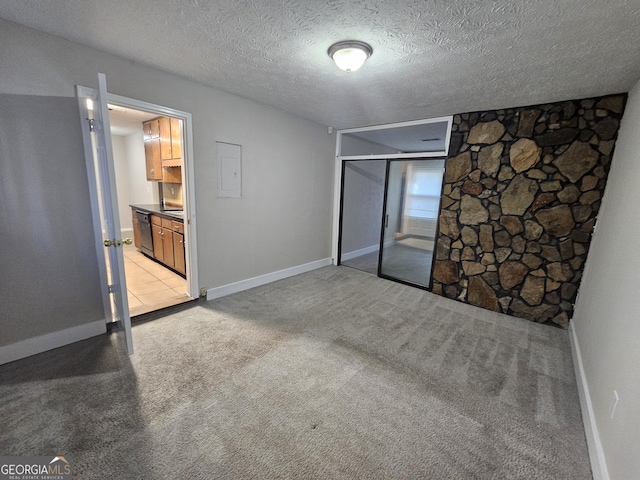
[206,258,332,300]
[341,244,379,261]
[0,320,106,365]
[569,322,609,480]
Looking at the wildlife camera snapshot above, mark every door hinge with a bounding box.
[87,118,95,132]
[108,284,115,294]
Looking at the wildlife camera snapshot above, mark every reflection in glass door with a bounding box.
[339,160,386,275]
[379,159,445,288]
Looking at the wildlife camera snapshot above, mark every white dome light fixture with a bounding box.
[328,41,373,72]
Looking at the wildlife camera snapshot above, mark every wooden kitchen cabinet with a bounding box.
[144,116,182,181]
[143,119,162,181]
[161,218,175,268]
[172,221,185,275]
[170,118,182,161]
[152,224,164,260]
[144,140,162,181]
[162,166,182,183]
[151,216,164,261]
[143,119,160,140]
[149,213,184,273]
[132,208,141,249]
[159,117,182,165]
[159,117,171,161]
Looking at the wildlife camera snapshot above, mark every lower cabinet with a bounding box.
[151,216,163,260]
[150,214,184,274]
[172,221,185,275]
[161,217,175,269]
[132,209,141,249]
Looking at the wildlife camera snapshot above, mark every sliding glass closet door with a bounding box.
[378,159,444,288]
[339,160,386,275]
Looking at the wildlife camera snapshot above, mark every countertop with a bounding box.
[130,204,184,221]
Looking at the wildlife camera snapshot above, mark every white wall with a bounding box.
[341,160,386,255]
[112,129,160,231]
[572,82,640,479]
[0,94,104,347]
[0,18,335,351]
[111,135,133,230]
[125,130,159,206]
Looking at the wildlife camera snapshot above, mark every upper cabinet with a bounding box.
[143,119,162,181]
[143,118,160,140]
[143,116,183,182]
[159,117,182,166]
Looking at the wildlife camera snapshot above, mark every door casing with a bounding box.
[77,82,200,324]
[106,92,199,301]
[332,116,453,264]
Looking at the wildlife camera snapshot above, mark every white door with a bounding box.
[76,73,134,355]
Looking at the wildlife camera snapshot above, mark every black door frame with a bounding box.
[338,157,446,292]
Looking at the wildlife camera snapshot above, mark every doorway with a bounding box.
[108,105,192,316]
[77,75,199,353]
[339,158,445,289]
[333,117,452,291]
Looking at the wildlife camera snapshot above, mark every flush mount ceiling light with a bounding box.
[328,41,373,72]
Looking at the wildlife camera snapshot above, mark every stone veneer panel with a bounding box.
[433,94,626,328]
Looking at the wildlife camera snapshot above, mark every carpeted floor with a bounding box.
[0,266,592,479]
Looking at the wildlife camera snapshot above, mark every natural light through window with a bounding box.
[405,164,444,220]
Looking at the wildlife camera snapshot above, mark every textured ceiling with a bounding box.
[2,0,640,129]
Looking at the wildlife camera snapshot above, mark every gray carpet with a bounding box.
[0,266,591,479]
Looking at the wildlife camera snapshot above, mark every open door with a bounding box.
[76,73,134,355]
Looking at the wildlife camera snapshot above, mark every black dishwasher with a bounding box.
[136,210,154,257]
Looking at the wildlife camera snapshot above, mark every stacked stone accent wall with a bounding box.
[433,94,626,327]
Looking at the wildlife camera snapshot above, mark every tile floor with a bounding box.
[123,243,192,317]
